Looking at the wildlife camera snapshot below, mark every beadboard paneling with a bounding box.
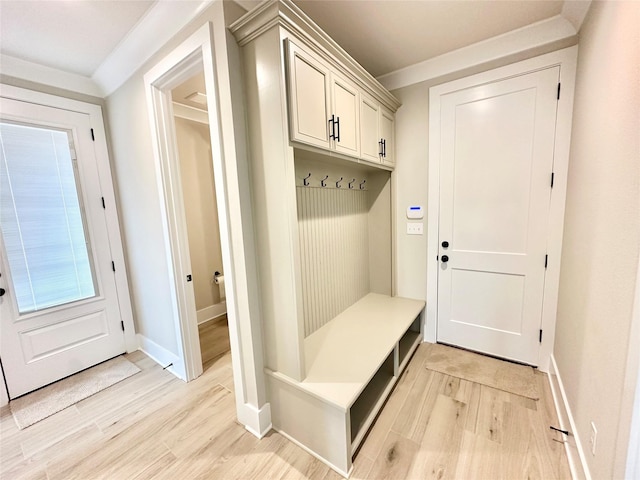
[297,186,370,337]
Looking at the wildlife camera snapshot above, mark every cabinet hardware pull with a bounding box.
[382,139,387,158]
[335,116,340,142]
[328,114,336,140]
[379,139,384,157]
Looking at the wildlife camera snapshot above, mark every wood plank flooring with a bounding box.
[198,316,231,367]
[0,343,570,479]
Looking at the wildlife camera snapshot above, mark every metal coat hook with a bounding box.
[303,173,311,186]
[348,178,356,189]
[321,175,329,187]
[360,180,366,190]
[336,177,343,189]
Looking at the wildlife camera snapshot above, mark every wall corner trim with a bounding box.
[548,355,592,480]
[240,402,272,439]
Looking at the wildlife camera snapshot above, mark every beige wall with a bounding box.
[554,2,640,478]
[175,117,223,311]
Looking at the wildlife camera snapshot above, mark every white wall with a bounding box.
[553,2,640,478]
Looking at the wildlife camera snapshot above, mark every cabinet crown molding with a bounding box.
[230,0,401,112]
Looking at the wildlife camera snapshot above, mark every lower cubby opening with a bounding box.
[349,350,395,444]
[399,315,421,367]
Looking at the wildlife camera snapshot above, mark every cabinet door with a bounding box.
[331,73,360,157]
[287,40,331,149]
[380,108,395,166]
[360,95,380,163]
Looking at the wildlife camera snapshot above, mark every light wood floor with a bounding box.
[198,315,231,367]
[0,343,570,479]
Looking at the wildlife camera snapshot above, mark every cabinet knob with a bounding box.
[442,241,449,248]
[441,255,449,263]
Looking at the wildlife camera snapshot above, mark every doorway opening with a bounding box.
[171,72,231,371]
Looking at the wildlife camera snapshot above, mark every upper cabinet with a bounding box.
[380,107,395,166]
[287,40,360,157]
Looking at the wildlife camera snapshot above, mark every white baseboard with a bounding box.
[136,333,184,380]
[548,355,591,480]
[197,302,227,324]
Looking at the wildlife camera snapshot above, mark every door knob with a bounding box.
[441,255,449,263]
[442,241,449,248]
[0,288,5,297]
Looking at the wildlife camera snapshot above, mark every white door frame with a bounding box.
[0,84,137,405]
[144,21,271,437]
[426,46,578,372]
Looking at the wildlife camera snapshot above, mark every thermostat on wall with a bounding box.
[406,206,424,219]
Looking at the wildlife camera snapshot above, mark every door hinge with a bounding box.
[101,197,106,209]
[539,329,543,343]
[90,128,95,141]
[545,254,548,269]
[111,261,116,272]
[551,172,555,188]
[557,83,561,100]
[121,321,125,331]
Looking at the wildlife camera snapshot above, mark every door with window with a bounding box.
[0,97,125,398]
[436,67,559,366]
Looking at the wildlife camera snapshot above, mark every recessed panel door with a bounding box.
[0,98,125,398]
[437,67,559,365]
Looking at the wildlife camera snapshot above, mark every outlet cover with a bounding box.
[407,222,423,235]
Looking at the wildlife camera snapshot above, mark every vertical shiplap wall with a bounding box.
[297,186,370,337]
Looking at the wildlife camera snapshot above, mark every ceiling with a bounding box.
[0,1,155,77]
[0,0,587,96]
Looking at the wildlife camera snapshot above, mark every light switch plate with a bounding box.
[407,222,423,235]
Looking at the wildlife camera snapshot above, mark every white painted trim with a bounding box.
[197,302,227,324]
[0,84,138,354]
[426,47,578,371]
[548,355,591,480]
[0,55,103,98]
[137,334,183,379]
[240,402,272,439]
[377,15,576,91]
[93,1,213,97]
[173,102,209,125]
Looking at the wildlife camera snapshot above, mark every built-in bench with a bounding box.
[266,293,425,477]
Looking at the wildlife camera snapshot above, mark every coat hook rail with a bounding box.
[336,177,343,189]
[348,178,356,189]
[360,180,366,190]
[321,175,329,187]
[303,173,311,186]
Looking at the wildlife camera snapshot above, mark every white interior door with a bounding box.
[0,97,125,398]
[436,67,559,366]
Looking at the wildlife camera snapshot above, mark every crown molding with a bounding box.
[377,12,583,91]
[561,0,592,32]
[92,0,214,97]
[0,54,103,98]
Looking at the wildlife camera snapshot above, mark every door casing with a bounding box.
[426,46,578,373]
